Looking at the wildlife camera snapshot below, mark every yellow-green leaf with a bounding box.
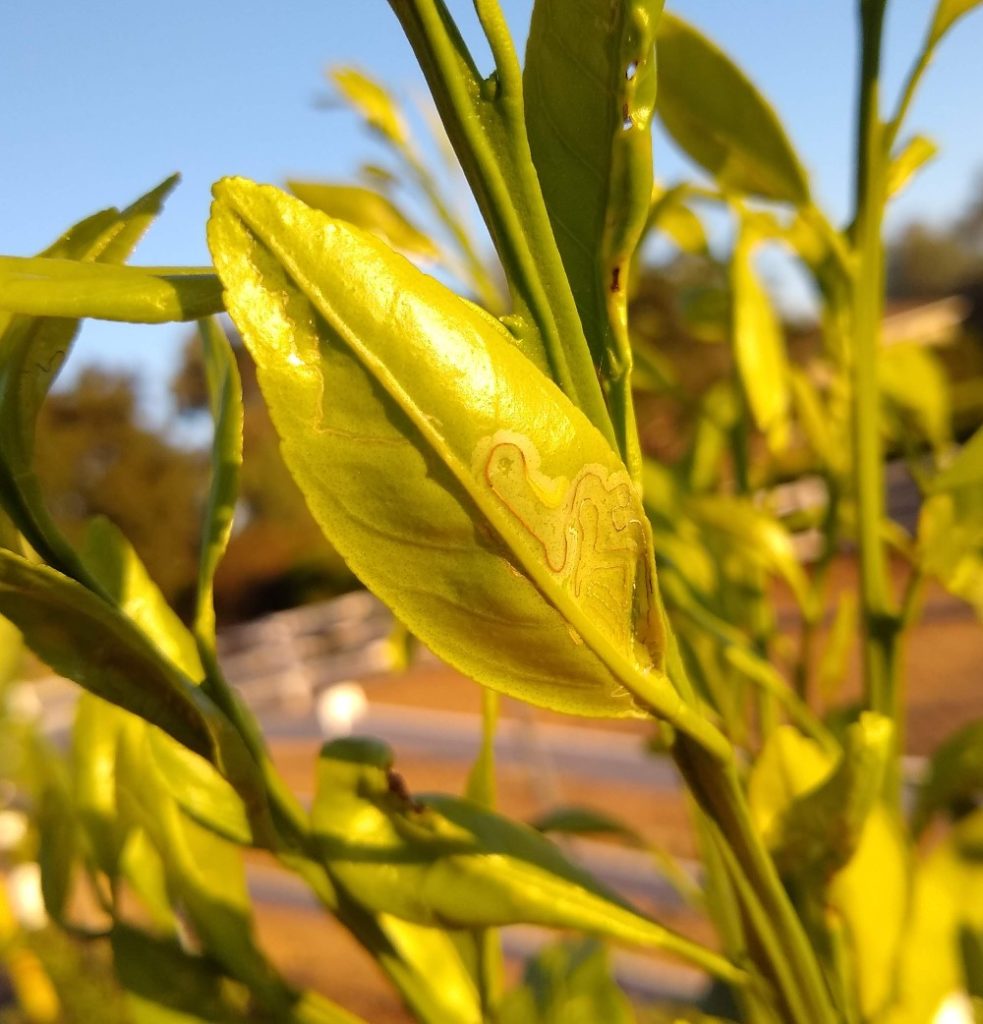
[656,14,809,205]
[0,256,222,323]
[887,135,939,200]
[288,182,438,260]
[331,66,408,147]
[731,222,791,445]
[208,178,725,756]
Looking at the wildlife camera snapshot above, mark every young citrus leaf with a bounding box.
[0,177,179,583]
[208,178,727,756]
[894,811,983,1022]
[193,319,243,647]
[81,516,202,679]
[748,726,832,843]
[524,0,663,477]
[0,257,222,323]
[687,496,809,608]
[768,714,892,878]
[80,518,258,846]
[929,0,983,46]
[731,220,791,446]
[497,939,635,1024]
[880,342,950,450]
[826,807,907,1020]
[0,549,270,833]
[464,689,499,809]
[656,14,810,206]
[311,738,743,984]
[119,828,178,935]
[71,693,129,877]
[385,0,618,450]
[887,135,938,200]
[331,66,409,147]
[644,182,708,254]
[287,181,439,261]
[115,726,291,1013]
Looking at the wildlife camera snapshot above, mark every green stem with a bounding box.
[674,737,836,1024]
[851,0,901,745]
[387,0,618,450]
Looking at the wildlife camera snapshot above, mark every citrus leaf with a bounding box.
[193,318,243,646]
[0,256,222,323]
[288,181,438,260]
[656,14,809,205]
[0,176,179,582]
[208,177,726,756]
[524,0,662,474]
[731,219,790,444]
[887,135,938,200]
[312,737,743,984]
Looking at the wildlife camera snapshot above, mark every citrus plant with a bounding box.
[1,1,983,1022]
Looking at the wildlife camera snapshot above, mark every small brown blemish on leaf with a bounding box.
[610,266,621,293]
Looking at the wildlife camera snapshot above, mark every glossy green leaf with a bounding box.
[929,0,983,45]
[523,0,662,476]
[331,66,409,147]
[208,178,727,756]
[311,738,743,984]
[887,135,938,200]
[497,939,635,1024]
[0,178,179,581]
[655,14,809,205]
[384,1,617,449]
[194,319,243,646]
[731,221,791,445]
[912,719,983,835]
[288,181,438,260]
[0,257,222,323]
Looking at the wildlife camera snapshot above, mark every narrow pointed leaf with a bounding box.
[0,177,179,581]
[312,738,743,984]
[331,66,409,147]
[208,178,727,755]
[0,550,265,819]
[731,221,790,443]
[80,518,258,845]
[385,0,617,449]
[523,0,662,474]
[194,319,243,646]
[0,256,223,323]
[887,135,938,199]
[929,0,983,45]
[656,14,809,205]
[288,181,439,260]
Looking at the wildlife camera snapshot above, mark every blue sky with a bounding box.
[2,1,981,426]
